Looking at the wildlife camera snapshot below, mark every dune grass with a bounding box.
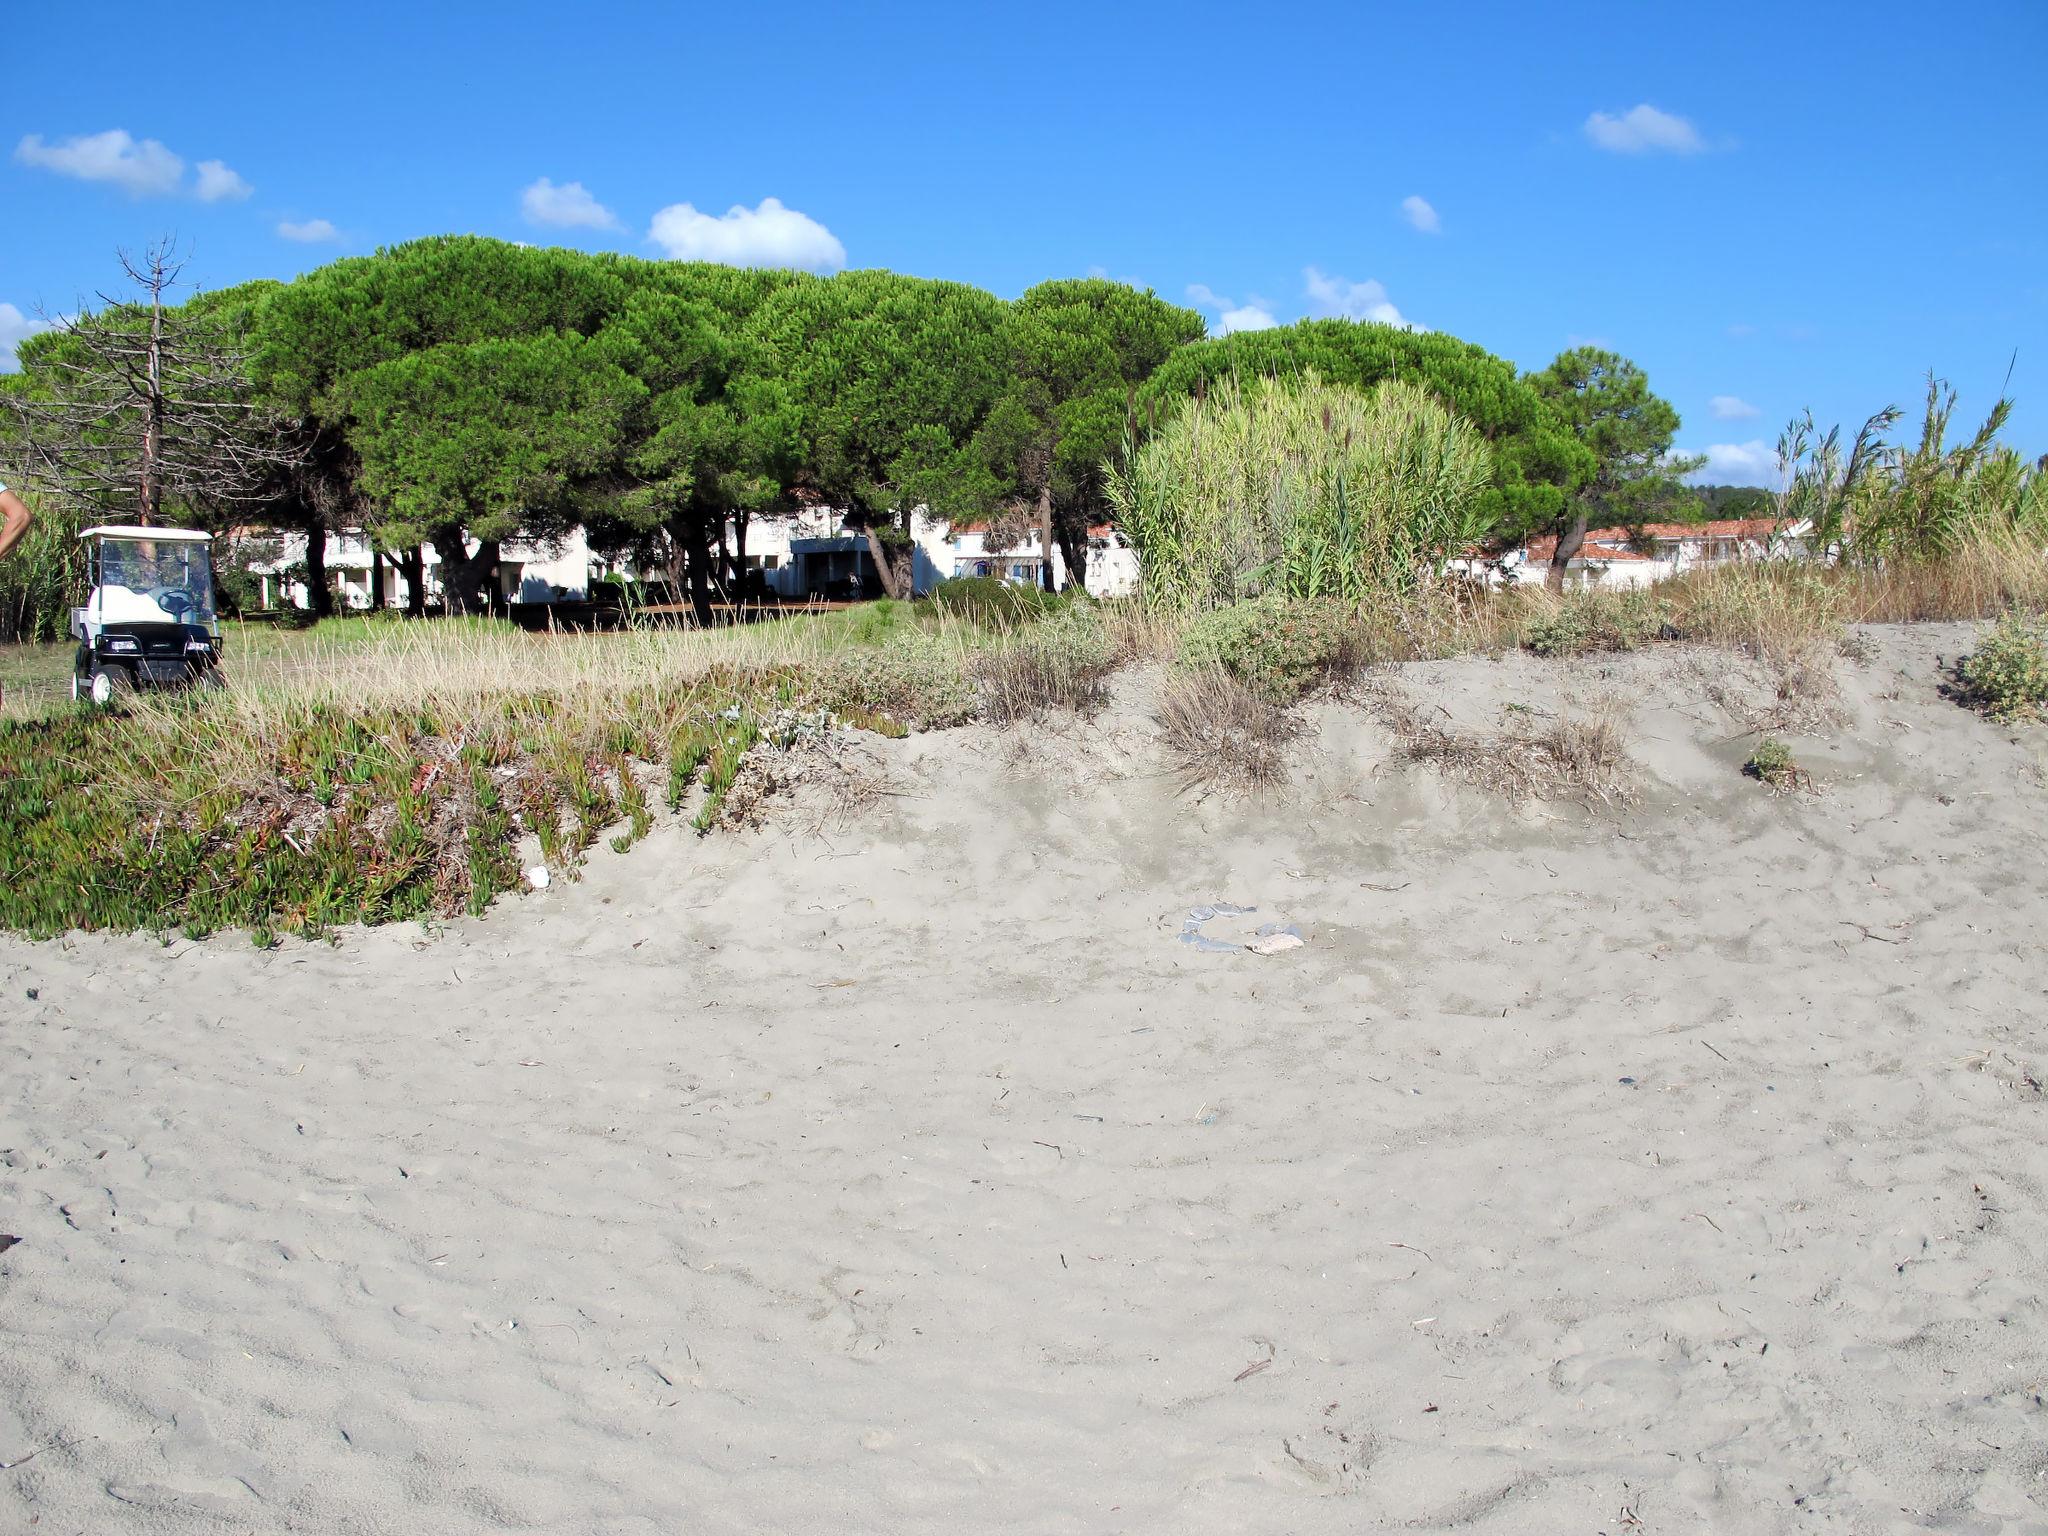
[2,538,2042,941]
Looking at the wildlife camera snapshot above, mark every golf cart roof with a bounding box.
[78,525,214,543]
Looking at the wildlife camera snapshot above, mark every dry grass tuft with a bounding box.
[711,723,893,835]
[971,608,1117,725]
[1371,683,1634,808]
[1156,664,1302,796]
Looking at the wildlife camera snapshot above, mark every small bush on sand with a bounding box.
[929,576,1064,630]
[1743,735,1804,789]
[1177,595,1360,701]
[818,631,977,729]
[974,605,1116,724]
[1522,587,1668,657]
[1955,611,2048,721]
[1156,664,1301,795]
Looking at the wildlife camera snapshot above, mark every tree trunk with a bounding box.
[1036,483,1056,594]
[431,531,501,615]
[860,512,914,600]
[1547,508,1589,592]
[400,546,425,615]
[1052,507,1090,597]
[687,513,714,627]
[732,511,750,609]
[139,268,166,526]
[667,508,716,627]
[303,514,334,617]
[369,548,387,610]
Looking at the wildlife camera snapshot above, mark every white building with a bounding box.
[237,507,1142,612]
[916,519,1140,597]
[1455,517,1810,591]
[240,527,598,611]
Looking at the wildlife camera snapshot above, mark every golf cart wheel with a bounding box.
[87,665,133,707]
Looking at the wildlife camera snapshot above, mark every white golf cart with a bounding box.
[69,525,225,704]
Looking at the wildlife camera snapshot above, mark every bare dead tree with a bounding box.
[1,239,307,528]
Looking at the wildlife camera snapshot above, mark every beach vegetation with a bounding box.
[1107,374,1494,612]
[1955,611,2048,721]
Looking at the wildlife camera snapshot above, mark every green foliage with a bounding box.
[736,269,1008,577]
[1177,594,1359,701]
[0,706,515,939]
[837,597,917,645]
[1138,317,1590,537]
[334,331,647,549]
[1781,376,2048,565]
[929,575,1064,628]
[1522,588,1669,657]
[817,630,977,727]
[0,660,932,939]
[0,489,88,642]
[692,714,764,833]
[1694,484,1775,518]
[1956,611,2048,721]
[1744,736,1799,786]
[1526,347,1699,558]
[1110,374,1493,611]
[975,280,1206,588]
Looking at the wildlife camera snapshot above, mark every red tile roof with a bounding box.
[1524,517,1792,563]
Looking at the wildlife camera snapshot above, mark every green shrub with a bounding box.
[929,575,1063,629]
[1177,594,1359,701]
[1108,373,1495,611]
[818,630,976,728]
[1523,587,1668,657]
[1956,611,2048,720]
[839,598,915,645]
[1744,735,1799,787]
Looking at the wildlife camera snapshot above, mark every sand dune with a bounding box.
[3,624,2046,1533]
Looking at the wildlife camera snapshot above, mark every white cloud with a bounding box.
[277,218,340,243]
[15,129,185,196]
[1,301,54,372]
[1686,440,1781,487]
[1185,284,1277,336]
[646,196,844,270]
[194,158,253,202]
[1219,304,1277,335]
[521,176,619,231]
[1583,104,1705,155]
[1400,195,1440,234]
[1303,267,1418,330]
[1710,394,1760,421]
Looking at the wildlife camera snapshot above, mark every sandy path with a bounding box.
[3,627,2046,1533]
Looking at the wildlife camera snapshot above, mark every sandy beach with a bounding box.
[4,623,2046,1534]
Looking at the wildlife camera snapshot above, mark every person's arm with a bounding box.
[0,485,33,561]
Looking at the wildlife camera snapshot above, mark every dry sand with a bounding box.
[3,623,2046,1534]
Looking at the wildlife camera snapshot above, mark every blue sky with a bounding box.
[5,0,2044,485]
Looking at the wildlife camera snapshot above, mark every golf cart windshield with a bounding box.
[94,536,217,626]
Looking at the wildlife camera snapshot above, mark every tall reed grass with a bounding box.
[1107,373,1493,611]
